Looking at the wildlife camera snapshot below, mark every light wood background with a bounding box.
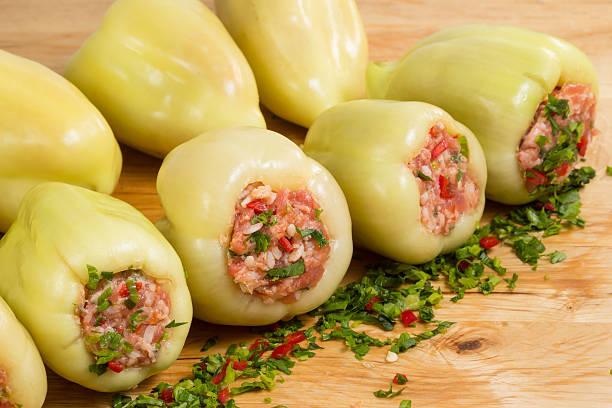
[1,0,612,407]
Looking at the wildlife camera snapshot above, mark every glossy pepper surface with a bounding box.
[65,0,265,158]
[156,127,353,325]
[0,296,47,408]
[367,25,598,204]
[303,100,487,264]
[0,49,121,232]
[0,183,192,392]
[215,0,368,128]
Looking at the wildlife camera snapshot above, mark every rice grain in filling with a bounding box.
[407,122,480,235]
[228,183,331,304]
[0,368,15,408]
[78,270,172,372]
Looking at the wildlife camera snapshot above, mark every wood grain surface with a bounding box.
[2,0,612,407]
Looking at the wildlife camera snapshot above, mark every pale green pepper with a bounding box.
[303,100,487,264]
[0,183,192,392]
[0,296,47,408]
[367,24,598,204]
[0,49,122,232]
[65,0,265,158]
[157,127,353,325]
[216,0,368,128]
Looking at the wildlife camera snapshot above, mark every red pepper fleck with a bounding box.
[119,284,129,297]
[544,203,555,211]
[526,169,548,186]
[160,388,174,403]
[135,281,143,291]
[211,361,229,385]
[393,373,408,385]
[248,339,270,360]
[458,260,471,271]
[577,137,588,156]
[279,236,293,252]
[431,139,449,160]
[365,296,382,311]
[232,360,249,371]
[107,360,124,373]
[439,175,455,199]
[218,387,230,404]
[246,199,268,214]
[401,310,418,326]
[429,126,437,137]
[479,236,499,249]
[286,331,307,345]
[270,343,294,359]
[200,363,207,371]
[554,162,570,177]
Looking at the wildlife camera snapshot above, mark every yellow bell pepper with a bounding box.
[215,0,368,128]
[64,0,265,158]
[367,24,598,204]
[0,183,192,392]
[0,49,122,232]
[303,100,487,264]
[156,127,353,325]
[0,296,47,408]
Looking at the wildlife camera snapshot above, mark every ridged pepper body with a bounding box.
[303,100,487,264]
[216,0,368,128]
[65,0,265,158]
[156,127,353,325]
[0,183,192,392]
[0,49,122,232]
[367,25,598,204]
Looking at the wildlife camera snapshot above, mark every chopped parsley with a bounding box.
[246,231,271,253]
[400,401,412,408]
[201,336,219,352]
[315,208,323,221]
[457,135,469,159]
[127,310,145,332]
[86,265,100,290]
[166,320,188,328]
[265,259,305,280]
[97,287,113,312]
[535,135,550,147]
[88,332,133,376]
[606,166,612,176]
[295,226,329,248]
[417,170,433,181]
[123,279,140,309]
[251,209,277,227]
[373,383,405,398]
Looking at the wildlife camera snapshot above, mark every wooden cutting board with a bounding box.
[1,0,612,406]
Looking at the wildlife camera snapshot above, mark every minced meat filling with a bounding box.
[517,83,597,191]
[228,182,331,304]
[78,269,171,374]
[0,368,16,408]
[407,122,480,235]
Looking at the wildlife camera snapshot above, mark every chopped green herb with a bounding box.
[201,336,219,352]
[127,310,145,332]
[606,166,612,176]
[123,279,140,309]
[165,320,188,329]
[97,287,112,312]
[264,397,272,404]
[86,265,100,290]
[457,170,463,182]
[535,135,550,148]
[295,226,329,248]
[246,231,272,253]
[417,170,433,181]
[101,271,114,280]
[265,260,305,280]
[549,250,567,264]
[251,209,277,227]
[399,401,412,408]
[457,135,469,159]
[504,273,519,290]
[373,383,405,398]
[315,208,323,221]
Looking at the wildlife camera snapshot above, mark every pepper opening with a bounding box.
[78,269,172,375]
[517,83,597,192]
[228,182,331,304]
[407,122,480,235]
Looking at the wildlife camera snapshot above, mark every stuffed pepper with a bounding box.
[0,49,121,232]
[367,24,598,205]
[0,296,47,408]
[215,0,368,128]
[65,0,265,158]
[156,127,352,325]
[0,183,192,392]
[303,100,487,264]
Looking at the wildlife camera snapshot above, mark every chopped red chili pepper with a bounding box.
[279,236,293,252]
[365,296,382,311]
[270,343,294,359]
[577,137,588,156]
[544,203,555,211]
[135,281,142,291]
[246,199,268,214]
[431,139,448,160]
[248,339,270,360]
[439,175,455,199]
[401,310,418,326]
[211,361,229,385]
[286,331,307,345]
[458,260,470,271]
[218,387,230,404]
[479,236,499,249]
[232,361,249,371]
[200,363,207,371]
[554,162,570,177]
[525,169,548,186]
[428,126,437,137]
[107,360,124,373]
[393,373,408,385]
[160,388,174,403]
[118,284,129,297]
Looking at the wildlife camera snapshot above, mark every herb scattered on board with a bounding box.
[606,166,612,176]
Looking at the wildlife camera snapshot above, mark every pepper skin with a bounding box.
[65,0,265,158]
[0,296,47,408]
[156,127,353,325]
[303,100,487,264]
[215,0,368,128]
[0,49,121,232]
[366,24,598,204]
[0,183,192,392]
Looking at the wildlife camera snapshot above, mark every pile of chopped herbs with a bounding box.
[113,167,595,407]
